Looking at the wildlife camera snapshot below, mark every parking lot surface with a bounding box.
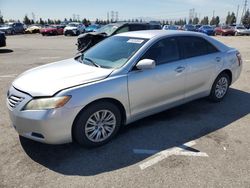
[0,34,250,188]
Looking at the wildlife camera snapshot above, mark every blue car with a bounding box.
[198,25,215,36]
[182,24,196,32]
[85,24,101,32]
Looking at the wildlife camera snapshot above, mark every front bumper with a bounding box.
[64,29,79,36]
[0,36,6,47]
[7,86,81,144]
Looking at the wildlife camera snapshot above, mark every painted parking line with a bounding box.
[134,140,208,170]
[244,60,250,62]
[0,74,17,78]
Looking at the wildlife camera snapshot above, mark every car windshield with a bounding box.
[169,25,178,30]
[222,26,232,29]
[237,26,245,29]
[67,23,79,27]
[186,25,195,29]
[80,36,148,69]
[96,24,120,35]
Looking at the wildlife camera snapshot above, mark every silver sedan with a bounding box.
[7,30,242,147]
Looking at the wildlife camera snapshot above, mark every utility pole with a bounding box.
[213,10,215,18]
[241,0,248,24]
[236,4,239,24]
[111,11,114,23]
[115,11,119,22]
[31,12,35,23]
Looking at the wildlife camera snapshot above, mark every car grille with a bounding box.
[7,95,24,109]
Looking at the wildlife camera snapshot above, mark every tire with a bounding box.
[209,73,230,102]
[73,101,122,147]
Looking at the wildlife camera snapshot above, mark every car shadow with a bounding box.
[20,88,250,176]
[0,49,14,53]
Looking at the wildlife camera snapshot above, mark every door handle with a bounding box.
[215,57,221,62]
[175,66,185,73]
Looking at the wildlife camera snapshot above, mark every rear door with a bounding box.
[177,36,221,98]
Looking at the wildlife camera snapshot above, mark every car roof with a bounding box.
[116,30,206,39]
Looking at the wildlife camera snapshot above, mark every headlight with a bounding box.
[23,96,71,110]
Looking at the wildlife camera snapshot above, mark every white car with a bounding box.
[234,25,250,36]
[64,22,86,36]
[7,30,242,147]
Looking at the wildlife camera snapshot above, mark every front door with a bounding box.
[127,37,187,117]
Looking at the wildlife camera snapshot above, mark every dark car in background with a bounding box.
[0,22,24,34]
[0,31,6,47]
[182,24,196,31]
[85,24,102,32]
[162,25,179,30]
[214,26,235,36]
[198,25,215,35]
[194,24,202,31]
[77,22,161,52]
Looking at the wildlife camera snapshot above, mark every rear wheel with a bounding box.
[73,101,121,147]
[209,73,230,102]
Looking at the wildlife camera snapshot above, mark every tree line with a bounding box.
[0,10,250,26]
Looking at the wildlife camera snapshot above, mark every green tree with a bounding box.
[23,14,31,25]
[210,16,220,26]
[0,14,4,24]
[226,12,236,25]
[242,9,250,26]
[193,17,199,24]
[200,16,209,25]
[215,16,220,26]
[82,18,88,26]
[95,18,99,24]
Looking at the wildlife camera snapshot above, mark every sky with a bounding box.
[0,0,247,23]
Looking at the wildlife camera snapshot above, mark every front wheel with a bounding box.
[73,101,121,147]
[209,73,230,102]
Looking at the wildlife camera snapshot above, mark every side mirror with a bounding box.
[136,59,156,70]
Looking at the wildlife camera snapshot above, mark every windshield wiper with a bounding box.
[83,57,101,68]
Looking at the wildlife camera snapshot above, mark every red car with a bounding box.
[40,25,65,36]
[214,26,236,36]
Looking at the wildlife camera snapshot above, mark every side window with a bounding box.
[114,26,129,34]
[179,36,218,59]
[129,24,147,31]
[206,42,219,54]
[141,37,180,65]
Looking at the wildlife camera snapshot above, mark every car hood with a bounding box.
[0,26,11,30]
[237,29,250,32]
[12,58,113,97]
[64,26,78,30]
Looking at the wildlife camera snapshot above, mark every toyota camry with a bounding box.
[7,30,242,147]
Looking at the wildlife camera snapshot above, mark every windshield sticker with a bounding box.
[127,39,144,44]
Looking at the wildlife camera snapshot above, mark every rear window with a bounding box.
[178,36,219,58]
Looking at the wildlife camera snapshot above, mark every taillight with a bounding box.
[236,52,242,66]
